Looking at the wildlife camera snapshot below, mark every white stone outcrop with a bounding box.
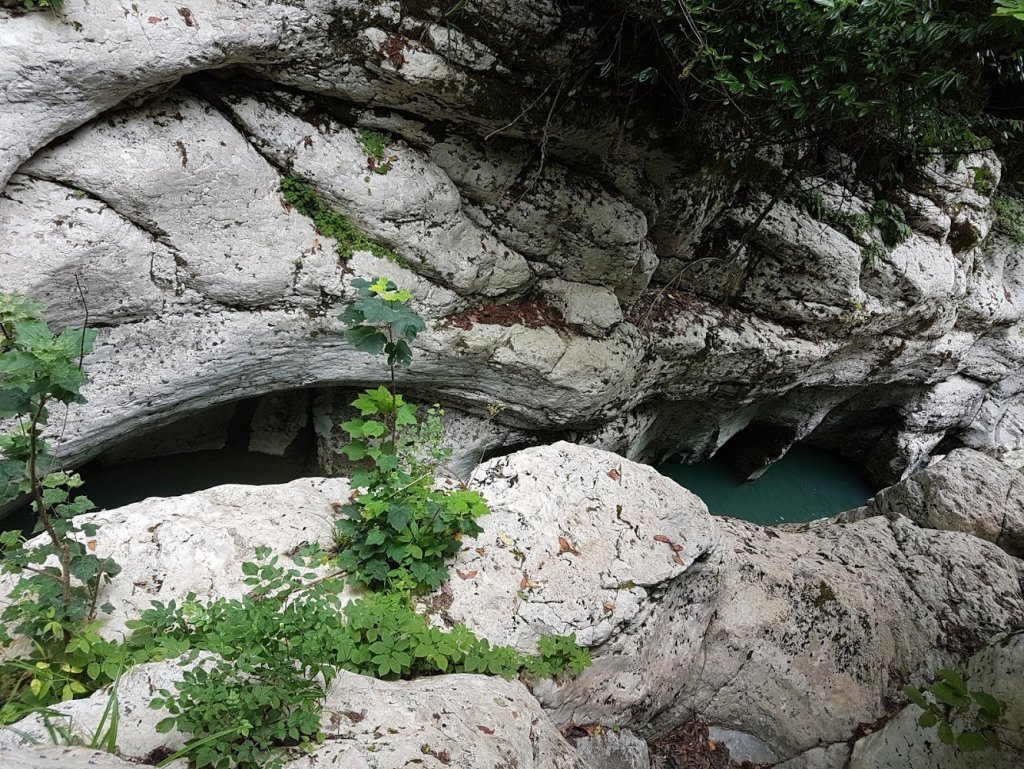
[687,515,1023,759]
[0,444,1021,767]
[0,478,351,642]
[841,448,1024,556]
[849,631,1024,769]
[0,746,156,769]
[1,1,1023,483]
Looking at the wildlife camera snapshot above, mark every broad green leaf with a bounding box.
[956,731,994,752]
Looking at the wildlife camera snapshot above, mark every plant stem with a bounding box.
[27,396,73,634]
[387,326,398,452]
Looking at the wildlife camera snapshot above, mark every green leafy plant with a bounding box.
[13,0,59,9]
[333,277,488,593]
[0,295,111,715]
[993,195,1024,245]
[356,129,394,174]
[279,177,398,261]
[146,548,590,769]
[972,165,999,194]
[869,199,912,249]
[905,668,1008,752]
[596,0,1024,168]
[995,0,1024,23]
[0,295,184,724]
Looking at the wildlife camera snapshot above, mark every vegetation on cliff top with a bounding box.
[600,0,1024,173]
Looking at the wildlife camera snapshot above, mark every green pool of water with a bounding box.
[1,450,314,536]
[657,445,876,525]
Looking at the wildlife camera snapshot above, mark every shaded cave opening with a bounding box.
[656,420,880,526]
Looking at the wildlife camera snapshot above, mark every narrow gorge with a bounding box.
[1,2,1023,768]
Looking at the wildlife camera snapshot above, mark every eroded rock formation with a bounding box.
[1,445,1020,767]
[1,0,1022,485]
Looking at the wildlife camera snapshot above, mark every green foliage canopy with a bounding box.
[608,0,1024,166]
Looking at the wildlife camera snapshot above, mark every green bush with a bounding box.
[993,195,1024,245]
[0,295,184,724]
[356,129,394,174]
[600,1,1024,166]
[333,277,488,594]
[905,668,1008,752]
[146,547,590,769]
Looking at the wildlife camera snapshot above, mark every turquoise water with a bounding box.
[1,450,314,536]
[657,445,875,525]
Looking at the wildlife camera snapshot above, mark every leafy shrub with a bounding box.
[0,295,186,724]
[993,195,1024,245]
[147,548,591,769]
[972,166,998,195]
[334,277,488,593]
[598,1,1024,166]
[280,177,397,261]
[869,199,912,249]
[356,129,394,174]
[905,668,1008,752]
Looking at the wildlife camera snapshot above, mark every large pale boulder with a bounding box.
[440,442,724,727]
[681,515,1024,759]
[0,478,351,642]
[20,91,332,309]
[843,448,1024,556]
[0,746,155,769]
[849,631,1024,769]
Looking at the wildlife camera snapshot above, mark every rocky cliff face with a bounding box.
[2,0,1023,484]
[1,445,1021,768]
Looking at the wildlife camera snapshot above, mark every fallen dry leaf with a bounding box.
[607,468,620,481]
[602,601,615,613]
[147,16,163,24]
[558,536,580,555]
[653,534,672,544]
[672,554,685,566]
[475,547,486,556]
[477,725,494,735]
[456,569,477,580]
[87,540,97,552]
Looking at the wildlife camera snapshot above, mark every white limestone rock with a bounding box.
[541,278,624,335]
[22,92,330,309]
[843,447,1024,557]
[0,0,321,188]
[683,515,1024,758]
[571,729,651,769]
[430,138,658,302]
[219,91,533,297]
[0,746,157,769]
[0,478,351,642]
[288,670,589,769]
[434,444,731,731]
[849,631,1024,769]
[445,442,720,651]
[0,174,176,325]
